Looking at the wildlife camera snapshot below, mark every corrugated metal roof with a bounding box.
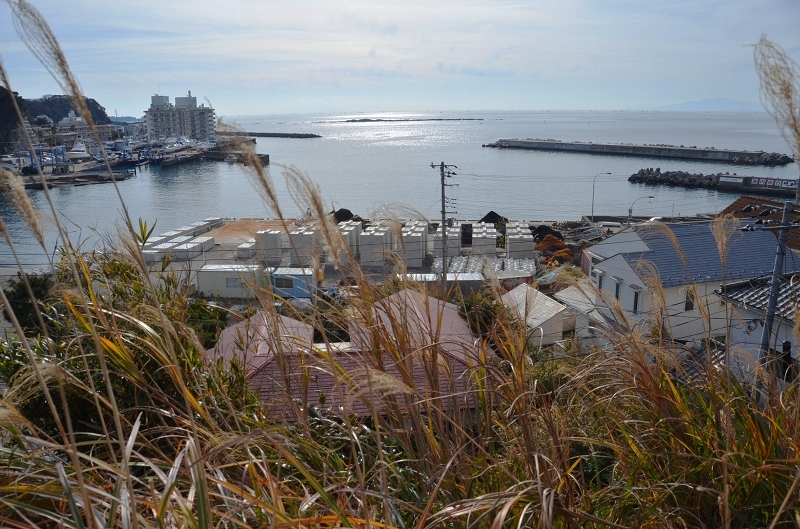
[199,264,262,272]
[270,267,313,276]
[622,221,800,287]
[552,280,607,325]
[501,283,566,328]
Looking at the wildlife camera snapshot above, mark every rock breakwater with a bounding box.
[628,168,723,188]
[628,168,799,198]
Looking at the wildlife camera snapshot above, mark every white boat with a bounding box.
[66,141,91,161]
[224,153,237,163]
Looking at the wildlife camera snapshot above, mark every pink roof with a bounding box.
[209,311,314,373]
[209,290,496,421]
[247,345,489,421]
[349,289,489,364]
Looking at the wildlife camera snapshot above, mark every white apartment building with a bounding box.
[144,91,216,141]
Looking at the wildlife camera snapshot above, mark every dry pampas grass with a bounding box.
[0,167,44,248]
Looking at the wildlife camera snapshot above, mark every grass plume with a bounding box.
[0,10,799,529]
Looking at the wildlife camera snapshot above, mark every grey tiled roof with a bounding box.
[623,222,800,287]
[715,275,800,324]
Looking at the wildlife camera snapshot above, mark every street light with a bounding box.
[591,172,612,223]
[629,195,655,225]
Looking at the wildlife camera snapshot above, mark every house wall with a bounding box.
[660,282,728,342]
[592,254,726,342]
[534,314,564,346]
[270,272,317,299]
[582,228,650,274]
[592,253,649,330]
[725,304,795,357]
[196,268,264,299]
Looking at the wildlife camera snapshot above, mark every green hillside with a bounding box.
[0,89,113,153]
[24,94,112,125]
[0,86,27,154]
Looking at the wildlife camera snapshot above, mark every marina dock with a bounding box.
[485,139,794,166]
[23,169,135,189]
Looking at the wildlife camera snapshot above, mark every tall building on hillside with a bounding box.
[144,91,216,141]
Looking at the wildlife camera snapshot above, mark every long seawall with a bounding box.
[218,132,321,139]
[485,139,794,166]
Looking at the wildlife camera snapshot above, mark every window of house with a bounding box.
[275,277,293,289]
[226,277,243,288]
[615,282,621,300]
[685,290,695,312]
[597,273,603,290]
[633,291,640,314]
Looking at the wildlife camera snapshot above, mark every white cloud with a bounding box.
[1,0,799,114]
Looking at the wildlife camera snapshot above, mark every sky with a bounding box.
[1,0,799,117]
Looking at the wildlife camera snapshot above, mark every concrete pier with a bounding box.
[486,139,794,166]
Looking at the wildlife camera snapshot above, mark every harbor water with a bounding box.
[1,110,797,267]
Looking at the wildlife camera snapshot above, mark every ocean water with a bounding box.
[1,110,797,267]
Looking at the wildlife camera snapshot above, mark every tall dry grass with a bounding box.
[0,6,800,528]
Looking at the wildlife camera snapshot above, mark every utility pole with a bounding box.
[431,162,457,292]
[759,200,793,369]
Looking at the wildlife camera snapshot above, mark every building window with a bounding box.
[226,277,243,288]
[684,290,694,312]
[597,274,603,290]
[615,282,620,300]
[275,277,293,289]
[633,291,640,314]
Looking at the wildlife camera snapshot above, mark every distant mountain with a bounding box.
[658,97,763,112]
[110,116,143,123]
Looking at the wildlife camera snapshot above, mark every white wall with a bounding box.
[660,282,728,342]
[726,304,795,357]
[593,253,726,343]
[593,254,648,329]
[196,267,263,299]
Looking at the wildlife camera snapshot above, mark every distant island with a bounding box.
[657,97,764,112]
[110,116,144,123]
[337,118,484,123]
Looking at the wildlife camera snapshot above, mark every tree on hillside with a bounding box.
[0,86,27,154]
[23,94,112,125]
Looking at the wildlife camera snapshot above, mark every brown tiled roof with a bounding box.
[719,195,800,250]
[247,345,487,421]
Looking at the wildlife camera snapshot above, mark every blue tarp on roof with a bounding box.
[623,222,800,287]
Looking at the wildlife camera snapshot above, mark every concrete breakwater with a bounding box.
[218,131,321,139]
[628,167,799,197]
[484,139,794,166]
